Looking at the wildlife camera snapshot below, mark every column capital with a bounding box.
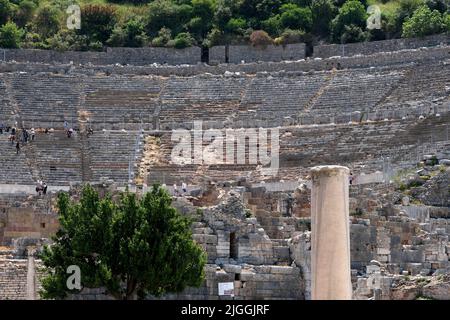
[310,165,349,179]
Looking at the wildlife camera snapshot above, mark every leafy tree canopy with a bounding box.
[40,184,206,300]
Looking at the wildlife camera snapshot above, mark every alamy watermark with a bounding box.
[171,121,279,176]
[66,265,81,290]
[367,5,381,30]
[66,4,81,30]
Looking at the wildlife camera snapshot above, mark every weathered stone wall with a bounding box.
[0,46,201,66]
[164,264,304,300]
[0,198,58,245]
[210,44,305,64]
[314,34,449,58]
[1,34,446,66]
[0,45,448,77]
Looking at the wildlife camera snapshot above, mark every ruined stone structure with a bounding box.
[0,35,449,300]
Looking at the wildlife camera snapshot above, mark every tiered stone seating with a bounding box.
[31,131,83,185]
[144,111,449,185]
[83,76,163,130]
[0,76,14,125]
[158,76,247,128]
[307,68,404,120]
[0,134,34,185]
[239,72,327,123]
[0,258,28,299]
[375,62,450,113]
[9,73,81,129]
[86,131,143,184]
[0,49,448,188]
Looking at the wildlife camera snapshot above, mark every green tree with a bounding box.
[187,0,216,41]
[402,5,446,37]
[33,5,60,39]
[311,0,338,36]
[39,185,206,300]
[79,4,117,44]
[425,0,448,13]
[445,13,450,32]
[239,0,288,22]
[341,23,369,42]
[13,0,36,28]
[262,15,282,36]
[279,3,312,32]
[108,16,148,47]
[0,21,23,48]
[225,17,247,35]
[331,0,368,42]
[146,0,193,37]
[0,0,13,26]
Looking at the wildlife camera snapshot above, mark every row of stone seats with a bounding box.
[0,258,27,299]
[376,62,450,111]
[144,113,449,185]
[309,68,404,115]
[31,131,83,185]
[239,72,327,121]
[0,78,14,125]
[86,131,144,184]
[2,59,447,133]
[0,134,34,185]
[158,76,247,128]
[82,75,162,128]
[8,73,80,129]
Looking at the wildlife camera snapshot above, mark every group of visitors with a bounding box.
[64,121,75,138]
[0,122,37,155]
[173,182,187,196]
[35,180,48,196]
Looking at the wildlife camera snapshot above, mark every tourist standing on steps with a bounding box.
[173,183,178,196]
[181,181,187,193]
[31,128,35,141]
[36,180,43,196]
[0,122,3,134]
[64,120,69,132]
[349,172,354,185]
[16,141,20,154]
[43,182,48,195]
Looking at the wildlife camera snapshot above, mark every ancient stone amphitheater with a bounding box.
[0,35,449,300]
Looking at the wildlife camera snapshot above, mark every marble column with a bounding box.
[310,165,352,300]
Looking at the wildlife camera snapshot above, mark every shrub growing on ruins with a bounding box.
[249,29,273,46]
[151,27,172,47]
[0,21,23,48]
[39,184,206,300]
[169,31,196,48]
